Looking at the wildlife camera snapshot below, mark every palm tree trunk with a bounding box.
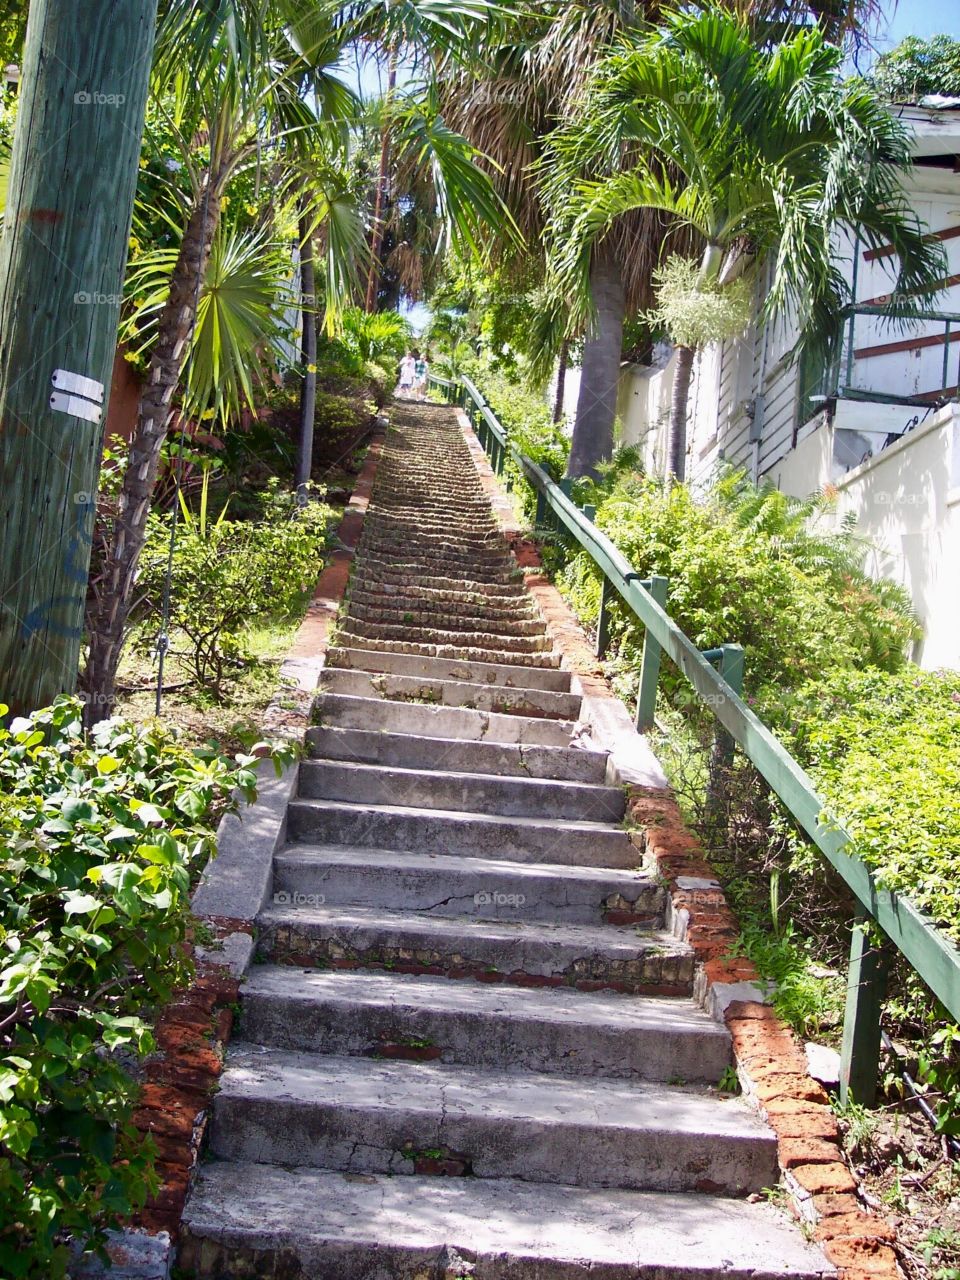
[566,245,625,479]
[83,177,222,722]
[667,344,696,483]
[296,204,317,502]
[365,53,398,313]
[553,340,569,423]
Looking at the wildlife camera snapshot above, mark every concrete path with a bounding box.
[179,402,832,1278]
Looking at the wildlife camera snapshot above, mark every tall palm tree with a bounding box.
[547,7,946,480]
[83,0,358,720]
[441,0,893,479]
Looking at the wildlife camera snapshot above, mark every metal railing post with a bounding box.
[596,576,613,658]
[704,644,745,823]
[840,913,891,1107]
[635,575,668,732]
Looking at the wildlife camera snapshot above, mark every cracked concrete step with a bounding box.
[286,798,634,868]
[314,692,577,748]
[180,1162,833,1280]
[256,903,693,990]
[318,669,582,722]
[299,759,623,820]
[306,727,609,783]
[239,966,731,1083]
[334,631,563,668]
[208,1048,779,1195]
[324,646,573,692]
[272,844,658,924]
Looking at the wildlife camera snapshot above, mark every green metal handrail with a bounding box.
[431,370,960,1106]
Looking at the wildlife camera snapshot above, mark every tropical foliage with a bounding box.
[0,698,291,1278]
[871,33,960,102]
[544,8,946,478]
[136,479,335,693]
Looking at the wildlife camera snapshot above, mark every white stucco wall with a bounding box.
[830,403,960,671]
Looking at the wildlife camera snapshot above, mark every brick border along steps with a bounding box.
[178,402,832,1279]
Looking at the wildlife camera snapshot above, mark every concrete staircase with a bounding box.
[180,404,831,1279]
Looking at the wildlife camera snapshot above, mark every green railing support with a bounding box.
[840,914,891,1106]
[704,644,745,822]
[635,575,668,732]
[596,575,614,658]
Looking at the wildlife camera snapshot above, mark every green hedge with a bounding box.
[781,667,960,942]
[553,468,918,714]
[0,698,290,1277]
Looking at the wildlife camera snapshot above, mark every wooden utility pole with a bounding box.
[0,0,158,716]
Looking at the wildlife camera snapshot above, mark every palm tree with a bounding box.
[547,7,946,481]
[334,0,513,310]
[441,0,895,480]
[83,0,359,720]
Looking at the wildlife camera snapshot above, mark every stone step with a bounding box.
[272,844,658,924]
[345,602,549,639]
[286,798,634,868]
[334,631,563,669]
[353,569,527,598]
[313,692,577,748]
[360,525,505,549]
[317,669,582,722]
[343,618,554,654]
[181,1162,833,1280]
[324,646,573,692]
[348,586,539,621]
[352,552,519,586]
[239,966,731,1083]
[299,759,623,820]
[356,539,514,569]
[306,727,609,783]
[208,1048,778,1195]
[256,904,693,991]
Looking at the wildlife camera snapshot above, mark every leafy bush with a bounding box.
[780,667,960,941]
[872,34,960,102]
[473,369,569,482]
[0,698,287,1278]
[313,390,371,456]
[137,480,334,692]
[553,467,918,718]
[339,306,412,386]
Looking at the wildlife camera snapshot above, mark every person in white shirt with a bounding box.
[398,352,415,395]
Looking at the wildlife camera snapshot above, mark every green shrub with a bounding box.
[553,468,918,718]
[474,369,569,482]
[313,390,370,452]
[0,698,289,1277]
[780,667,960,941]
[138,481,334,692]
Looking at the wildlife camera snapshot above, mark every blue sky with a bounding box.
[863,0,955,62]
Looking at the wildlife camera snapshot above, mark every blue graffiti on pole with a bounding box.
[21,494,95,640]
